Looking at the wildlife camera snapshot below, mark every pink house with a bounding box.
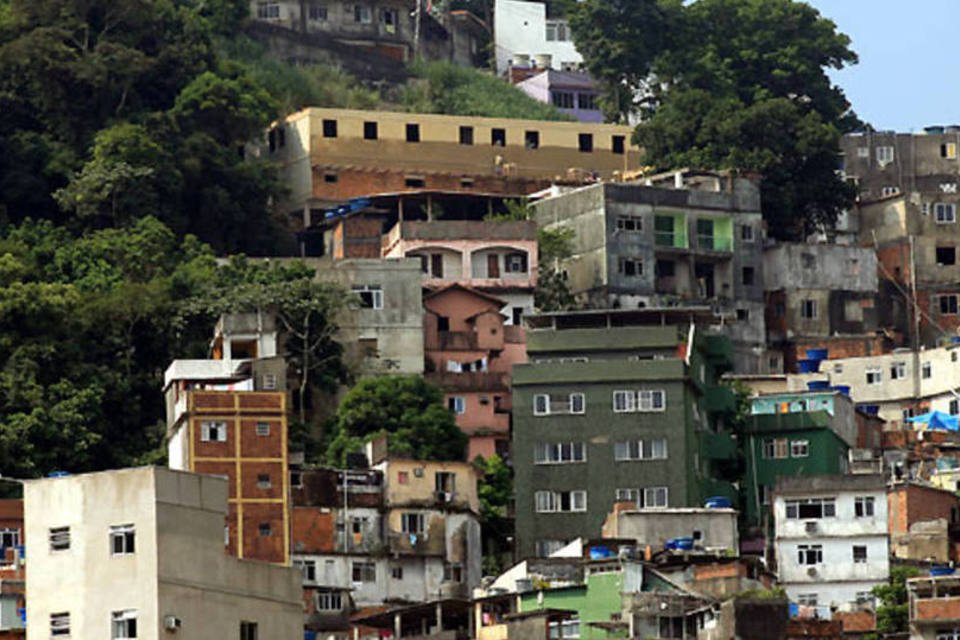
[423,284,527,461]
[381,219,538,325]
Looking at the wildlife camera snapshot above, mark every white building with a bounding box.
[25,467,302,640]
[773,474,889,611]
[493,0,582,75]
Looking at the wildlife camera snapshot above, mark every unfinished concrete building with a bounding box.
[530,172,768,373]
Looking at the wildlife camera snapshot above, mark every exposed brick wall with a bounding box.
[241,502,286,563]
[888,483,960,535]
[292,507,336,554]
[916,596,960,621]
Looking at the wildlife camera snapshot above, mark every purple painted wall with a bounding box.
[516,70,604,123]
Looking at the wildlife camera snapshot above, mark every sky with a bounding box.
[804,0,960,132]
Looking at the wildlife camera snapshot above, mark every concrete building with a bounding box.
[530,172,768,373]
[907,572,960,640]
[493,0,582,75]
[290,459,482,614]
[742,391,862,533]
[264,107,639,222]
[24,467,302,640]
[762,243,881,372]
[888,481,960,563]
[0,501,24,639]
[601,503,739,555]
[167,388,291,565]
[516,70,603,123]
[249,0,487,67]
[512,308,739,559]
[423,284,526,460]
[773,474,889,611]
[381,219,539,320]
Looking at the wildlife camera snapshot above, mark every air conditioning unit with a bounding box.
[806,567,818,577]
[805,521,819,533]
[163,615,182,632]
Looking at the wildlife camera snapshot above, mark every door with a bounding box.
[487,254,500,278]
[431,254,443,278]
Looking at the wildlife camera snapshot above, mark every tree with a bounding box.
[474,453,513,574]
[327,375,467,465]
[867,566,921,639]
[567,0,860,239]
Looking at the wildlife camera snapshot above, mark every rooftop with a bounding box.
[775,473,886,495]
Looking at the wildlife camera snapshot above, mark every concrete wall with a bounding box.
[605,508,738,552]
[763,244,878,292]
[493,0,582,74]
[379,460,480,514]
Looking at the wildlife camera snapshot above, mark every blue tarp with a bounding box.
[907,410,960,431]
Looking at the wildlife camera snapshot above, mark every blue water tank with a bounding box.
[797,359,819,374]
[665,537,694,551]
[806,380,830,391]
[47,471,70,478]
[806,349,829,361]
[304,631,317,640]
[931,565,955,576]
[704,496,732,509]
[832,385,851,396]
[589,546,615,560]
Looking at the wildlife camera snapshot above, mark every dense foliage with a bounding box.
[568,0,860,239]
[327,375,468,465]
[866,566,921,639]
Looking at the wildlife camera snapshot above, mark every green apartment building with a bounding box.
[742,390,858,533]
[512,309,739,559]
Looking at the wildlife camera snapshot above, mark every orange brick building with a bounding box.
[169,390,290,564]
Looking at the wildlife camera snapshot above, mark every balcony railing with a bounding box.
[697,235,733,252]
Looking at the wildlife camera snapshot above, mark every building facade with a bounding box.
[24,467,302,640]
[512,310,739,559]
[493,0,582,75]
[773,474,889,611]
[516,70,603,123]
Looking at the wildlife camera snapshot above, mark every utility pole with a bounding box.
[413,0,422,62]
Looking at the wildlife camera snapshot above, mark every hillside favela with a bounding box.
[2,0,960,638]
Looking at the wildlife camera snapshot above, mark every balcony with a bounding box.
[702,431,737,461]
[696,234,733,252]
[425,371,509,392]
[915,596,960,623]
[704,386,736,414]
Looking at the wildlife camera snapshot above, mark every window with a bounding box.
[0,528,19,549]
[762,438,787,459]
[936,203,957,223]
[615,488,640,505]
[865,367,882,385]
[404,176,425,188]
[397,471,409,484]
[923,361,932,379]
[613,390,636,413]
[363,121,378,140]
[881,186,900,197]
[255,421,270,436]
[614,439,667,461]
[876,146,894,164]
[240,621,258,640]
[443,562,463,582]
[352,4,371,23]
[570,393,585,414]
[785,498,836,519]
[943,143,958,159]
[491,128,506,146]
[448,396,466,415]
[800,299,818,319]
[578,133,593,153]
[533,394,549,416]
[855,496,875,517]
[308,3,327,20]
[406,123,420,143]
[938,246,958,266]
[381,7,397,31]
[322,118,337,138]
[429,253,444,278]
[257,474,271,489]
[435,471,455,494]
[51,612,70,637]
[352,284,384,309]
[525,130,540,150]
[890,361,906,380]
[506,252,528,273]
[262,373,278,390]
[612,135,625,155]
[112,609,137,639]
[951,399,959,416]
[736,308,750,322]
[352,561,376,582]
[201,421,227,442]
[797,544,823,565]
[49,526,70,551]
[638,390,665,411]
[741,225,755,242]
[316,591,342,611]
[293,558,317,582]
[618,257,643,277]
[578,93,598,110]
[941,294,959,315]
[644,486,669,508]
[391,565,403,579]
[616,216,642,232]
[535,442,586,464]
[110,524,135,555]
[459,126,474,145]
[790,440,809,458]
[545,21,567,41]
[801,253,816,269]
[535,490,587,513]
[401,512,425,534]
[853,545,868,563]
[258,522,271,537]
[256,2,280,18]
[323,172,338,183]
[742,266,755,286]
[797,594,818,606]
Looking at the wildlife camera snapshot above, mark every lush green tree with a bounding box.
[327,375,467,465]
[567,0,860,239]
[866,566,921,639]
[474,453,513,574]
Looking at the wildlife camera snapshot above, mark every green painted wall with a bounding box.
[519,572,627,639]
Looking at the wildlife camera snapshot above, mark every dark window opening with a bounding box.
[406,123,420,142]
[363,121,378,140]
[437,316,450,332]
[937,246,957,265]
[736,308,749,321]
[268,129,276,152]
[460,126,474,145]
[525,130,540,149]
[322,119,337,138]
[491,128,506,147]
[430,254,443,278]
[278,127,285,147]
[578,133,593,152]
[612,135,625,155]
[742,266,755,286]
[405,177,425,188]
[323,172,338,183]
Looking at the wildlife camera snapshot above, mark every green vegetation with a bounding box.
[475,453,514,574]
[568,0,860,240]
[326,375,468,465]
[865,566,921,639]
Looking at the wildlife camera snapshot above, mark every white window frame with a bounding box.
[891,361,906,380]
[865,367,882,385]
[615,488,640,505]
[0,527,20,549]
[293,558,317,582]
[533,394,549,416]
[535,490,586,513]
[51,612,70,637]
[316,590,342,611]
[740,224,755,242]
[797,544,824,565]
[255,421,270,436]
[797,593,819,606]
[534,441,586,464]
[785,498,836,520]
[613,390,636,413]
[448,396,466,415]
[936,203,957,224]
[111,609,138,639]
[856,146,869,158]
[618,257,643,278]
[110,524,135,556]
[855,496,875,518]
[876,146,894,164]
[790,440,809,458]
[256,2,280,18]
[643,486,669,508]
[201,420,227,442]
[352,4,372,23]
[352,561,376,582]
[352,284,384,309]
[800,299,818,319]
[637,389,665,412]
[616,216,643,232]
[401,512,425,534]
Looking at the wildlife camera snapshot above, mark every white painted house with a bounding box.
[774,474,889,611]
[493,0,582,75]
